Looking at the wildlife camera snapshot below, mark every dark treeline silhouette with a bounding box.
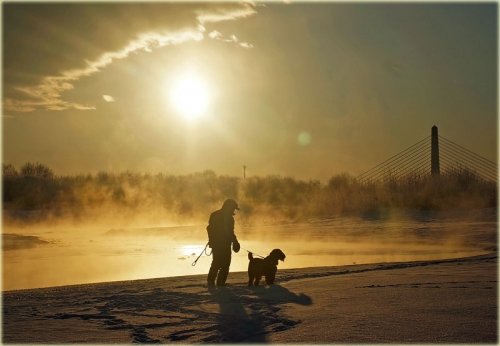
[3,163,497,224]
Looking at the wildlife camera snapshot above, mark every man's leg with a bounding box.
[207,249,221,286]
[216,247,232,286]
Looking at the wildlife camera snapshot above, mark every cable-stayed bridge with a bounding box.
[356,126,497,184]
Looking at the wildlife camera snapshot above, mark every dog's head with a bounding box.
[269,249,286,263]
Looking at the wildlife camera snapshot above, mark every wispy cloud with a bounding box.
[195,3,257,25]
[208,30,223,40]
[5,30,203,112]
[5,3,257,113]
[239,42,254,49]
[208,30,254,49]
[102,95,115,102]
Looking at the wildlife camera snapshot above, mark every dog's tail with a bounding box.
[248,252,254,261]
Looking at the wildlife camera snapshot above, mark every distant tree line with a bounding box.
[3,162,497,224]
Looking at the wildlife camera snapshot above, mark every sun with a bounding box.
[169,73,210,120]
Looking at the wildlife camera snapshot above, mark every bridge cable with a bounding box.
[439,146,498,180]
[440,156,496,182]
[357,137,430,182]
[357,136,430,180]
[440,143,498,180]
[360,142,430,183]
[391,153,431,181]
[439,153,497,181]
[439,141,497,175]
[439,136,497,169]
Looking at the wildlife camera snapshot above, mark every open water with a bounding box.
[3,208,496,290]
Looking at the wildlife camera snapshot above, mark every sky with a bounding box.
[3,2,497,181]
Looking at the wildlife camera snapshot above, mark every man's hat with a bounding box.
[222,198,239,210]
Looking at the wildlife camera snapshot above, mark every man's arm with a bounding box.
[206,213,215,247]
[229,216,240,252]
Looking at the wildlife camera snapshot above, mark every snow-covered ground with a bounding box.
[3,253,496,343]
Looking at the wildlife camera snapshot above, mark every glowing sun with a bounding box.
[169,73,210,120]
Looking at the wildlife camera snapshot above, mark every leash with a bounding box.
[241,247,265,259]
[192,243,265,266]
[192,242,213,266]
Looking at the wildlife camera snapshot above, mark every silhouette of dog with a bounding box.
[247,249,286,286]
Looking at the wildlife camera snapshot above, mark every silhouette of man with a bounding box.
[206,199,240,287]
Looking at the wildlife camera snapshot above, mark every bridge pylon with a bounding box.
[356,126,496,184]
[431,125,440,176]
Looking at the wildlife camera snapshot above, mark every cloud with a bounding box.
[208,30,254,49]
[102,95,115,102]
[239,42,254,49]
[195,3,257,25]
[208,30,223,39]
[4,3,258,113]
[5,29,203,112]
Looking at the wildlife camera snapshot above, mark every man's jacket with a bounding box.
[206,209,237,248]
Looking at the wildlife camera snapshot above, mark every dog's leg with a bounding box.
[248,262,254,286]
[265,267,277,285]
[255,276,262,286]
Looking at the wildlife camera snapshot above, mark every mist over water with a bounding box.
[3,208,496,291]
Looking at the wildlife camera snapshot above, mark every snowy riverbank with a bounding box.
[3,253,497,343]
